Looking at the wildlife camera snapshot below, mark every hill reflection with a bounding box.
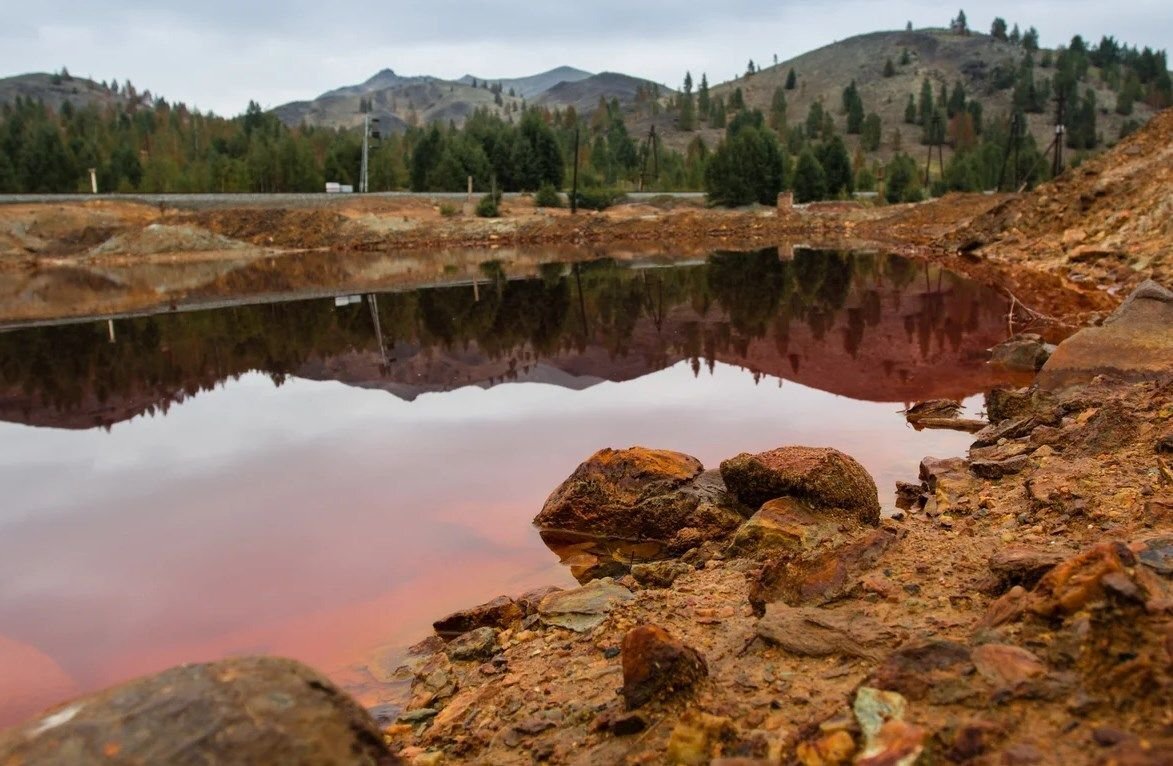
[0,249,1019,429]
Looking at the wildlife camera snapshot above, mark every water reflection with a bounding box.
[0,249,1022,726]
[0,249,1014,430]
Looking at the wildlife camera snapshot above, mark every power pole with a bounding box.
[360,114,370,194]
[360,115,381,193]
[1052,92,1066,179]
[570,127,580,214]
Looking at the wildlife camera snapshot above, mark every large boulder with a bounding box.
[727,497,842,558]
[1038,279,1172,390]
[0,657,399,765]
[720,446,881,523]
[533,447,747,547]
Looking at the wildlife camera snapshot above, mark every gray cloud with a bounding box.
[2,1,1169,116]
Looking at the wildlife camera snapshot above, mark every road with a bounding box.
[0,191,707,210]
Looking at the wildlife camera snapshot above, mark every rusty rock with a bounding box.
[433,595,523,638]
[620,624,708,709]
[534,448,747,544]
[988,547,1067,593]
[869,641,974,702]
[756,604,899,660]
[727,496,844,558]
[1029,542,1134,617]
[720,446,881,523]
[0,657,399,766]
[749,529,895,613]
[971,644,1047,688]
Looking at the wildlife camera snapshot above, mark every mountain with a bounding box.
[534,72,667,112]
[645,28,1160,155]
[0,72,135,113]
[457,67,592,99]
[270,67,672,131]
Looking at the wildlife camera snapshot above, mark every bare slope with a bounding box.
[457,67,593,99]
[0,72,134,113]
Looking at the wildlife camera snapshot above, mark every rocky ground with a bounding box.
[369,284,1170,765]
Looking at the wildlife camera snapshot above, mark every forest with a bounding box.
[0,22,1168,206]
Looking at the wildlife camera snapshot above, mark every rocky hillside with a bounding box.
[948,107,1173,292]
[0,72,135,113]
[648,28,1160,159]
[271,67,671,131]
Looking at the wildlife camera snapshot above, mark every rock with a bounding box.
[970,454,1031,479]
[398,708,439,724]
[516,585,563,615]
[537,578,634,632]
[534,448,747,545]
[947,719,1004,761]
[918,456,968,491]
[444,627,498,662]
[988,547,1066,592]
[869,641,974,702]
[969,439,1033,463]
[408,652,458,709]
[0,657,399,765]
[756,604,899,660]
[853,687,907,752]
[856,719,926,766]
[1028,542,1134,617]
[631,560,694,588]
[894,481,923,510]
[1137,536,1173,575]
[904,399,962,423]
[978,585,1029,628]
[432,595,523,639]
[727,497,843,557]
[971,416,1046,448]
[985,387,1038,423]
[795,730,856,765]
[1038,279,1173,390]
[592,708,648,735]
[971,644,1047,688]
[749,529,895,613]
[990,333,1053,372]
[720,446,881,524]
[665,711,737,766]
[620,625,708,709]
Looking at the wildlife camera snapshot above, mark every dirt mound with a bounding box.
[90,223,248,256]
[949,108,1173,292]
[183,208,357,250]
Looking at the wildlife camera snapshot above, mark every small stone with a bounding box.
[433,595,523,638]
[756,604,899,661]
[970,455,1030,480]
[398,708,439,724]
[990,334,1052,372]
[971,644,1046,688]
[856,719,926,766]
[666,712,737,766]
[621,624,708,709]
[1028,543,1133,617]
[631,560,693,588]
[795,730,856,766]
[988,547,1066,592]
[538,579,634,632]
[853,687,907,751]
[444,627,498,662]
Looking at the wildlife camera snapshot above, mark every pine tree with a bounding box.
[679,72,695,131]
[785,69,797,90]
[817,135,853,196]
[768,87,788,133]
[883,59,896,78]
[861,113,883,151]
[991,17,1008,41]
[900,49,911,66]
[1022,27,1039,52]
[792,148,827,203]
[905,94,917,124]
[918,79,934,125]
[697,73,711,118]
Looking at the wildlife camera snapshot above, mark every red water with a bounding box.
[0,364,990,725]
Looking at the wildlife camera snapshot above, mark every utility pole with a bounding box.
[570,127,580,214]
[88,168,98,194]
[1052,92,1066,179]
[359,115,381,193]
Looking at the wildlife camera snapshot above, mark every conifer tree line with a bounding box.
[1,17,1168,201]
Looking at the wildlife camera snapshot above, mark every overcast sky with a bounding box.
[2,1,1169,116]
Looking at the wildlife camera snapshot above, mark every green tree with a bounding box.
[884,153,921,202]
[697,73,711,118]
[785,69,797,90]
[792,149,827,203]
[883,59,896,77]
[817,135,853,196]
[991,17,1008,41]
[861,113,882,151]
[904,94,917,124]
[703,124,788,206]
[918,78,934,125]
[679,72,695,131]
[764,87,786,135]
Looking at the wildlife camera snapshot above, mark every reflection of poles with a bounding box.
[642,272,665,332]
[570,128,580,215]
[368,294,388,369]
[574,262,588,336]
[472,274,480,302]
[107,319,115,343]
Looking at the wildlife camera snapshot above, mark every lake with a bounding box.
[0,247,1022,724]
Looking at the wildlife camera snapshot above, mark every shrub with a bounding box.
[534,183,563,208]
[439,202,459,217]
[475,193,500,218]
[574,187,623,211]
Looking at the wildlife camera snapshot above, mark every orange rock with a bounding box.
[971,644,1047,688]
[1028,543,1132,617]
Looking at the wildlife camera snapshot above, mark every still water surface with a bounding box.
[0,248,1019,724]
